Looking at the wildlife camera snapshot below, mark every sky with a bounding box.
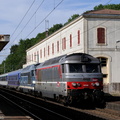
[0,0,120,64]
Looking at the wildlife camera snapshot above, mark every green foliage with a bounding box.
[64,14,79,25]
[94,4,120,10]
[49,24,63,35]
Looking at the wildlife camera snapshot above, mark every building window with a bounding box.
[37,51,39,62]
[98,57,107,67]
[44,48,45,57]
[34,52,36,61]
[40,49,42,58]
[48,46,50,56]
[57,41,59,52]
[52,43,54,54]
[62,37,66,50]
[70,34,72,48]
[32,54,33,61]
[78,30,80,45]
[103,74,107,78]
[97,27,105,44]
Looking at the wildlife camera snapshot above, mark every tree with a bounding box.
[64,14,79,25]
[10,45,18,54]
[94,4,120,10]
[49,24,63,35]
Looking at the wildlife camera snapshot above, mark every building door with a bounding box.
[97,57,109,92]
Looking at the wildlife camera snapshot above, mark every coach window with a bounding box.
[69,64,83,73]
[85,64,100,73]
[62,65,64,73]
[31,70,34,76]
[62,64,68,73]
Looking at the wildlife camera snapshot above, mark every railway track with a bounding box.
[0,90,72,120]
[0,93,33,120]
[0,87,120,120]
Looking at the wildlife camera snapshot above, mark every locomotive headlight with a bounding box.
[33,81,35,84]
[77,83,81,87]
[95,82,100,86]
[91,83,95,86]
[72,83,77,87]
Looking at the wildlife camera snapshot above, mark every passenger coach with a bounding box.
[7,69,22,89]
[0,73,8,87]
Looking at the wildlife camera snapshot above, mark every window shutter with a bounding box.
[78,30,80,45]
[97,28,105,44]
[57,41,59,52]
[52,43,54,54]
[48,46,49,56]
[62,37,66,50]
[64,37,66,49]
[70,34,72,48]
[44,48,45,57]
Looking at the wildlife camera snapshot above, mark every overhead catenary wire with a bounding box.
[25,0,64,39]
[3,0,63,51]
[14,0,45,42]
[2,0,36,52]
[11,0,36,38]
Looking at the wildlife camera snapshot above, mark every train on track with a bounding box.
[0,53,104,105]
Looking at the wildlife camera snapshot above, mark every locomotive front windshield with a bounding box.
[69,64,100,73]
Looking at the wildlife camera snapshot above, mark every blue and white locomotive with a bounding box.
[19,64,39,93]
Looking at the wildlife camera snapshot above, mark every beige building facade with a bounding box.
[24,9,120,94]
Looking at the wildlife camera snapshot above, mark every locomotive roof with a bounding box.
[8,69,22,76]
[60,53,100,63]
[0,73,8,77]
[21,63,40,73]
[37,53,100,68]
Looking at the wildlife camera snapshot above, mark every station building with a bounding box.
[24,9,120,94]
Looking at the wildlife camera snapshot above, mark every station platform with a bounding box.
[105,93,120,111]
[106,101,120,111]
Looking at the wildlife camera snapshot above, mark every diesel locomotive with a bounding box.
[35,53,104,105]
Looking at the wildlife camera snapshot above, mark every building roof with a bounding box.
[83,9,120,19]
[84,9,120,15]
